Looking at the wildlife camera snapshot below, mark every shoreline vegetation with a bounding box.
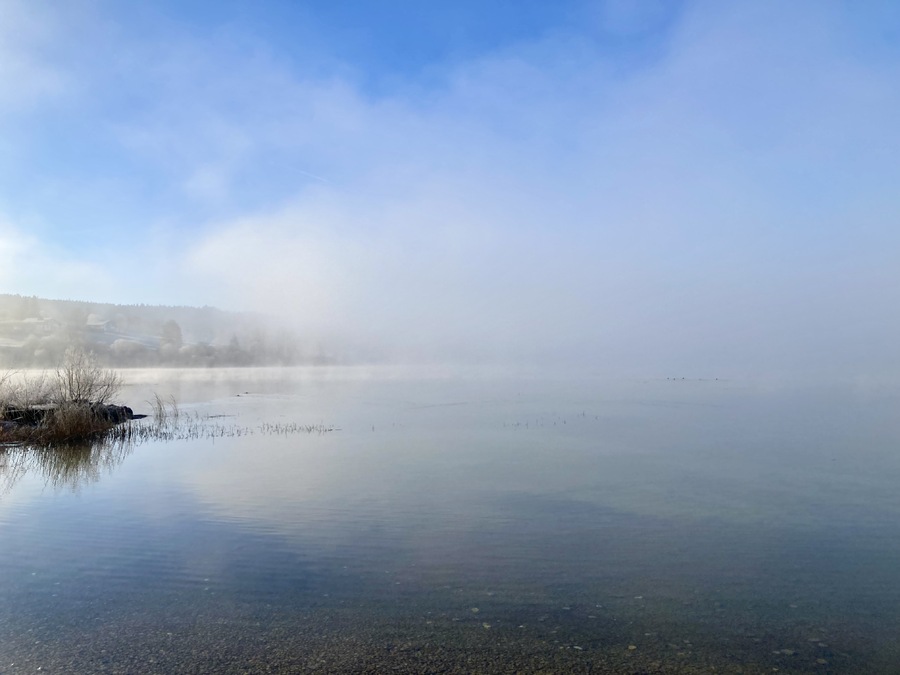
[0,350,335,494]
[0,348,336,448]
[0,348,133,445]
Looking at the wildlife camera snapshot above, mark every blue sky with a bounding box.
[1,0,899,374]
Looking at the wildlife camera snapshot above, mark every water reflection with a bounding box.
[3,371,900,673]
[0,439,133,493]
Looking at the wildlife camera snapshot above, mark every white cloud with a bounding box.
[2,0,900,374]
[170,1,900,373]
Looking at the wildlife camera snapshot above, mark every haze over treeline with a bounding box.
[0,294,337,368]
[1,1,899,378]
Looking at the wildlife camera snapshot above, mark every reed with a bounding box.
[106,414,335,444]
[148,393,180,428]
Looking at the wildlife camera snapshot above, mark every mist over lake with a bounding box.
[2,367,899,673]
[3,0,900,671]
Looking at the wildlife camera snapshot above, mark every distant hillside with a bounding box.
[0,294,335,368]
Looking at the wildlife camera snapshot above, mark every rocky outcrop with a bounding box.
[0,403,140,427]
[89,403,137,424]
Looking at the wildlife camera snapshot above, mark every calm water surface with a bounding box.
[2,367,900,673]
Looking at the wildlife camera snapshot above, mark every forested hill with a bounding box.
[0,294,332,367]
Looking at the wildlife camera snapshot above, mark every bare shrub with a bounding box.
[53,347,122,405]
[2,371,53,408]
[0,370,12,395]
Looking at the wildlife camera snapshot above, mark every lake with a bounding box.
[2,367,900,673]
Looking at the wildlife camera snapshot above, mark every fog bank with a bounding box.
[1,0,899,377]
